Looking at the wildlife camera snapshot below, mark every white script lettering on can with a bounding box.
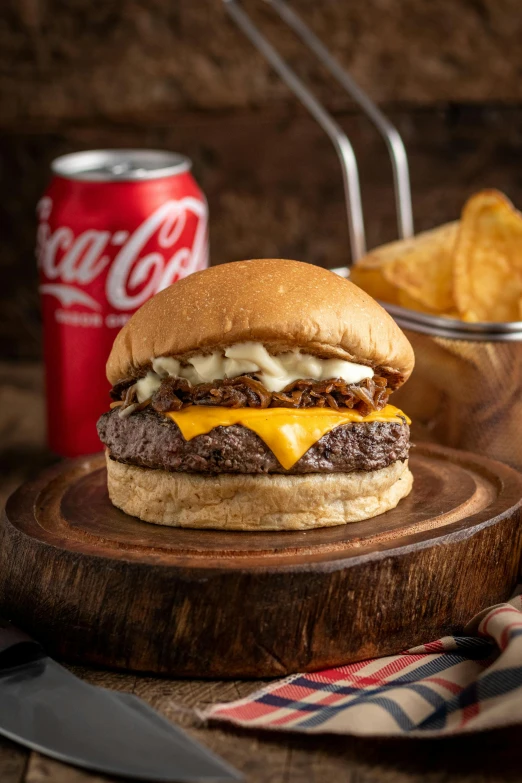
[37,197,208,313]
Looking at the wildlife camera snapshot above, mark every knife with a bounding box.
[0,619,242,782]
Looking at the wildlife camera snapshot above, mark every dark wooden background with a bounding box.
[2,7,522,775]
[2,0,522,360]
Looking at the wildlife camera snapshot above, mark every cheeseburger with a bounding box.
[97,258,414,531]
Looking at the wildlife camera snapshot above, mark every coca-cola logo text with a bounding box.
[37,196,208,312]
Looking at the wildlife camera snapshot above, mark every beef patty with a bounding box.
[97,408,410,475]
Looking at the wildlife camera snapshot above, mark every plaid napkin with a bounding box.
[206,594,522,736]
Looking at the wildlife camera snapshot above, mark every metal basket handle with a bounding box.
[224,0,414,266]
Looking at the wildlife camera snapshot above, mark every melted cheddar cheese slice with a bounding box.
[165,404,410,470]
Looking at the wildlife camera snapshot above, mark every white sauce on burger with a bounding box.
[135,342,374,402]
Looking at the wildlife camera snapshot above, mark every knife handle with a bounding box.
[0,617,44,670]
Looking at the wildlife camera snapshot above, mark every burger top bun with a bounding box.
[106,258,415,385]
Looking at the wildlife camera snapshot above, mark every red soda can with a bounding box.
[37,149,208,457]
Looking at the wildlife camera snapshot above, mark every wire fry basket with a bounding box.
[225,0,522,470]
[390,316,522,470]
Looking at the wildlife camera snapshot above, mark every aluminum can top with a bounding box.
[51,149,191,182]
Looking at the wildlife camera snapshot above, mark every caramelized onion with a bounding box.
[239,376,272,408]
[113,371,400,417]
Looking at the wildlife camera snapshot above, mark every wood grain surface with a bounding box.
[1,363,522,782]
[1,443,521,677]
[3,0,522,123]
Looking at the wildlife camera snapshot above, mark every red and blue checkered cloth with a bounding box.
[206,594,522,735]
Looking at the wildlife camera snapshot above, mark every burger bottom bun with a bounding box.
[106,454,413,531]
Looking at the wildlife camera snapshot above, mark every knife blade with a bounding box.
[0,619,242,782]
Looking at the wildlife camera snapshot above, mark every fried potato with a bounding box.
[348,256,401,305]
[381,223,458,313]
[396,289,441,314]
[351,189,522,325]
[351,223,458,314]
[453,190,522,322]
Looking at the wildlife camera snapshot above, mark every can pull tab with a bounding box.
[0,617,45,671]
[107,162,150,179]
[108,162,133,176]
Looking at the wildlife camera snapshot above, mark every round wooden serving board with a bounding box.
[1,443,522,677]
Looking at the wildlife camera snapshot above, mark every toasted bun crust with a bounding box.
[106,455,413,531]
[106,259,414,385]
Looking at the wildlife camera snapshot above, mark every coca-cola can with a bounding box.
[37,149,208,457]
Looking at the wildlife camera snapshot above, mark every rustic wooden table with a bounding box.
[1,362,520,783]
